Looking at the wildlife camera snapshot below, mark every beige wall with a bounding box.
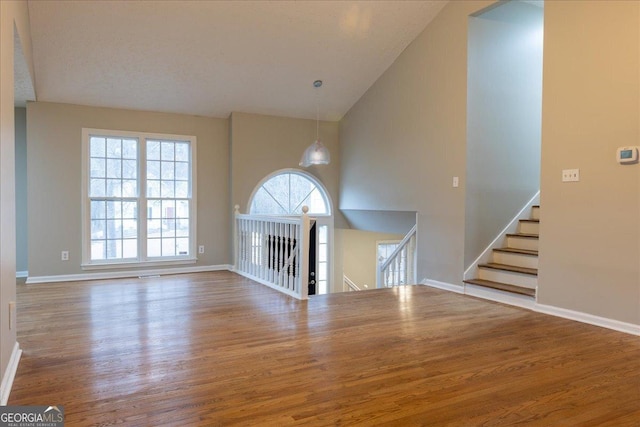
[15,107,27,273]
[0,0,35,385]
[336,229,403,292]
[340,1,493,285]
[538,1,640,324]
[230,112,341,215]
[27,102,230,277]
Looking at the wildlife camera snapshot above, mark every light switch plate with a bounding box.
[562,169,580,182]
[452,176,459,188]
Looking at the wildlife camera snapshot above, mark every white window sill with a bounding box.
[81,258,197,271]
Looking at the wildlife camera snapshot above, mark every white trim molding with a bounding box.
[421,278,640,336]
[1,343,22,405]
[15,271,28,279]
[536,303,640,336]
[25,264,232,284]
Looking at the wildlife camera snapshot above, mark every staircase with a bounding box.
[464,205,539,298]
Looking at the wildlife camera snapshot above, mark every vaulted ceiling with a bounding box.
[23,1,447,120]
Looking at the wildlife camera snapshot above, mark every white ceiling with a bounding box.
[25,1,447,121]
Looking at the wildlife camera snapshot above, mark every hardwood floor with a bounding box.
[10,271,640,426]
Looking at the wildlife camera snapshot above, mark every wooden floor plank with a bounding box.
[10,271,640,426]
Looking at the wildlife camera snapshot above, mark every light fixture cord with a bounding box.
[316,90,320,141]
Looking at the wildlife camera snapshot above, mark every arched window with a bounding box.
[249,170,331,215]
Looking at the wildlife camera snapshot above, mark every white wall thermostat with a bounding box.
[616,146,639,164]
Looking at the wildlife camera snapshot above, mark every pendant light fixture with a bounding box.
[299,80,331,167]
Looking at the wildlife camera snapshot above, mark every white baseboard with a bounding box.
[421,278,464,294]
[0,343,22,405]
[25,264,233,284]
[421,277,639,336]
[536,303,640,336]
[15,271,28,279]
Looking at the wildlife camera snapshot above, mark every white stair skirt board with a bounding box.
[0,343,22,405]
[25,265,232,284]
[507,235,539,251]
[464,191,540,281]
[518,221,539,235]
[477,268,537,289]
[422,279,640,336]
[492,251,539,269]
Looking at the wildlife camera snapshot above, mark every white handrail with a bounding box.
[343,275,361,292]
[234,205,312,300]
[377,224,417,288]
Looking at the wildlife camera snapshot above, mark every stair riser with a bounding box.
[478,268,537,289]
[519,221,539,235]
[531,206,540,220]
[507,236,539,251]
[493,252,539,269]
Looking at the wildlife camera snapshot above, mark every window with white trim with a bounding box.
[82,129,196,267]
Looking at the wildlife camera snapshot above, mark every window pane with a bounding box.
[91,220,106,239]
[122,219,137,239]
[90,137,106,157]
[175,143,189,162]
[106,138,122,158]
[106,179,122,197]
[106,220,122,239]
[122,201,137,219]
[175,181,189,198]
[175,162,189,180]
[147,141,160,160]
[148,219,162,238]
[176,219,189,237]
[162,238,176,256]
[106,240,121,259]
[106,201,122,218]
[106,159,122,178]
[90,158,106,178]
[176,200,189,218]
[250,187,287,215]
[176,238,189,255]
[161,161,174,179]
[162,200,175,218]
[91,201,106,219]
[122,180,137,198]
[249,172,330,215]
[122,160,137,179]
[147,161,160,180]
[123,239,137,258]
[147,180,160,198]
[148,238,161,257]
[161,181,175,198]
[161,142,174,161]
[90,179,106,197]
[148,200,161,219]
[122,139,137,159]
[163,219,176,237]
[91,240,105,260]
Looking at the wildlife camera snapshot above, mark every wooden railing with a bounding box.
[234,205,312,300]
[343,275,361,292]
[377,224,417,288]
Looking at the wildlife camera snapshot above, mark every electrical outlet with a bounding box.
[562,169,580,182]
[61,250,69,261]
[452,176,459,188]
[198,245,205,254]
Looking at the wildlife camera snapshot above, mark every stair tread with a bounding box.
[464,279,536,297]
[506,232,539,239]
[493,247,538,256]
[520,218,540,223]
[478,262,538,276]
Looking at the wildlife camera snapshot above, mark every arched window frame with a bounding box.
[247,168,333,217]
